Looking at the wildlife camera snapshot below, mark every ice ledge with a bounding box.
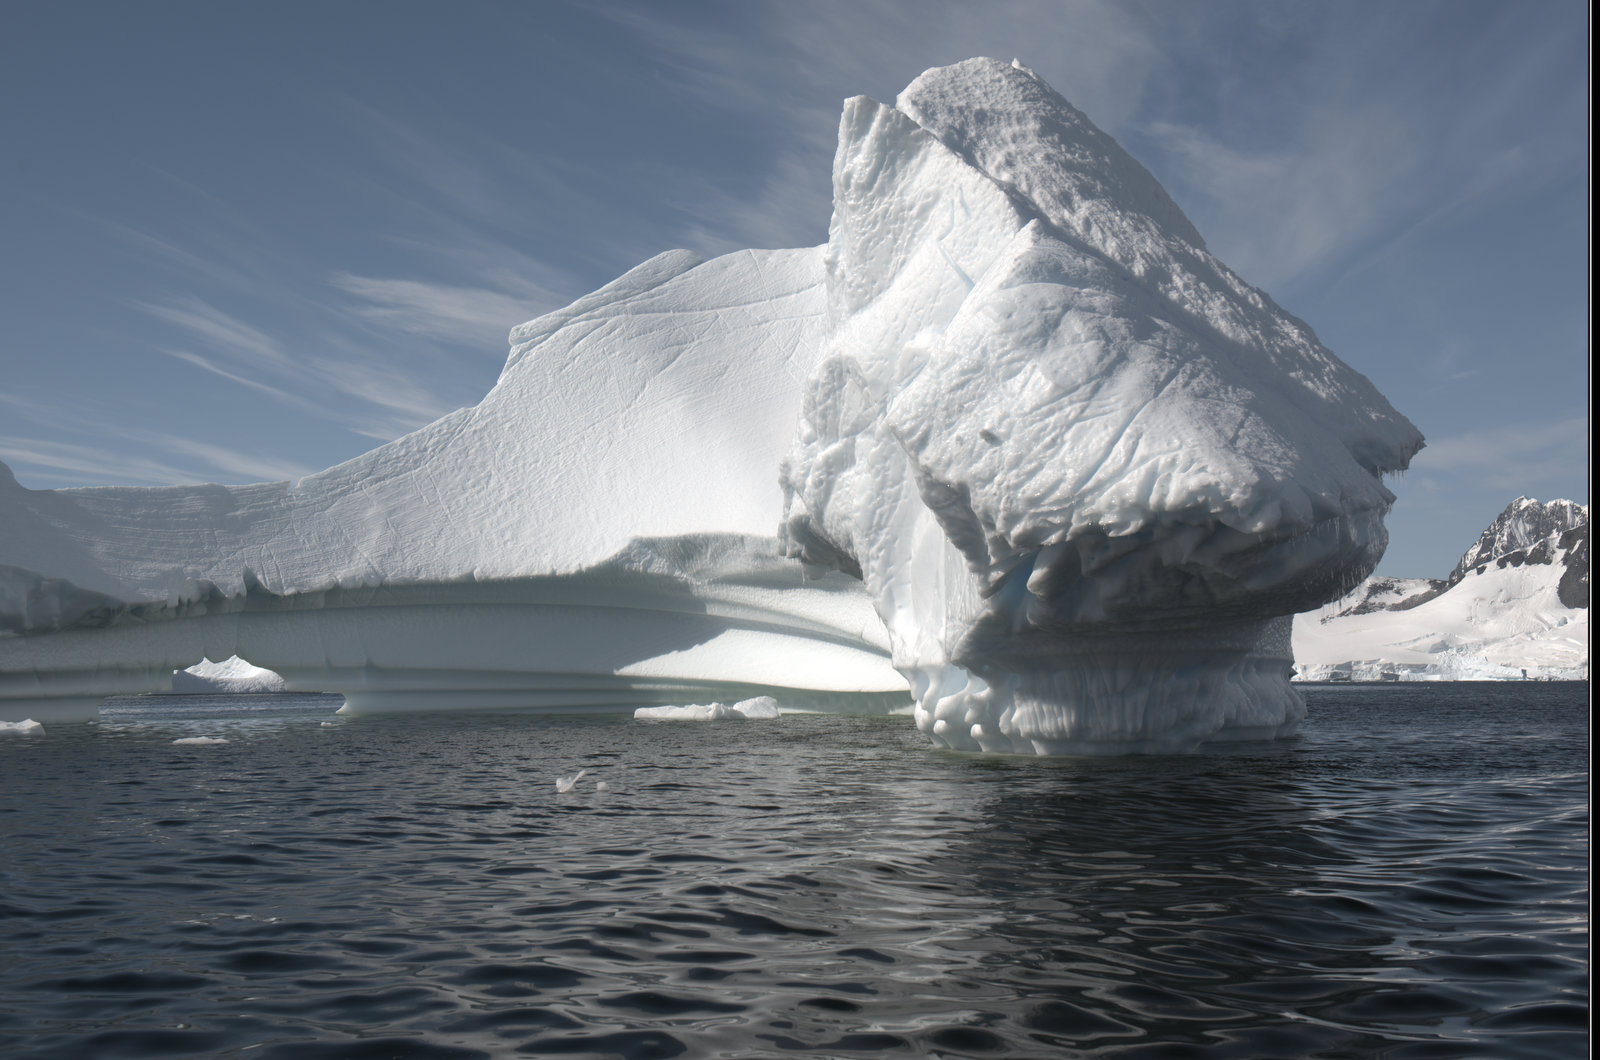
[0,535,907,723]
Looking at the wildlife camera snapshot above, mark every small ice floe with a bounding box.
[594,780,611,793]
[634,695,780,721]
[0,719,45,737]
[555,769,588,793]
[320,721,337,728]
[172,736,230,746]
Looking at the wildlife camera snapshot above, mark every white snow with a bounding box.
[1296,564,1587,681]
[634,695,782,721]
[0,718,44,736]
[1294,501,1588,681]
[0,58,1425,754]
[172,656,287,694]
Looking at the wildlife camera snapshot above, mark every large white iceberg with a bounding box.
[0,59,1419,752]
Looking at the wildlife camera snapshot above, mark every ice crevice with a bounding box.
[1,59,1419,753]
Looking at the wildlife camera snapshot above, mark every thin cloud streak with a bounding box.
[331,274,543,346]
[0,431,317,489]
[1411,417,1589,491]
[134,298,297,371]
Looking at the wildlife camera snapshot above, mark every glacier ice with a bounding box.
[0,58,1420,753]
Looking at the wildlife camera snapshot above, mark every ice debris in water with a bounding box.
[555,769,589,793]
[634,696,781,721]
[172,736,229,746]
[0,719,45,736]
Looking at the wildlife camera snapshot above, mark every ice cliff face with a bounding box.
[1,58,1421,750]
[1295,498,1588,681]
[780,59,1421,752]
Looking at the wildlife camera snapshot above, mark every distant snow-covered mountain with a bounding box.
[1293,498,1589,681]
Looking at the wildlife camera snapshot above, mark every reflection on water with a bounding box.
[0,683,1587,1058]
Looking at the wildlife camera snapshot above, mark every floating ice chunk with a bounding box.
[172,736,229,746]
[172,656,287,694]
[730,696,781,719]
[555,769,589,793]
[634,695,781,721]
[0,718,44,736]
[594,780,611,793]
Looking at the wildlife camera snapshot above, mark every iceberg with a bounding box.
[0,59,1418,753]
[780,59,1420,752]
[171,655,289,694]
[634,696,782,721]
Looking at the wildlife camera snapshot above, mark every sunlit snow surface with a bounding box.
[0,59,1420,752]
[1294,508,1588,682]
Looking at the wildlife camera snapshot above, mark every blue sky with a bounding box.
[1,0,1587,578]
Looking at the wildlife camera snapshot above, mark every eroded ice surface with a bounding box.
[781,59,1420,752]
[0,59,1418,753]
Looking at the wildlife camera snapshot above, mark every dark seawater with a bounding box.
[0,683,1587,1059]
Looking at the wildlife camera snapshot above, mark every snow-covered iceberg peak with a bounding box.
[781,58,1423,754]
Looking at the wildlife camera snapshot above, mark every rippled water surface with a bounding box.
[1,683,1587,1058]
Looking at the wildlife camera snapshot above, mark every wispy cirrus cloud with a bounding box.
[1142,109,1420,291]
[134,297,297,371]
[131,286,489,443]
[0,432,317,488]
[1410,417,1589,492]
[330,274,544,347]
